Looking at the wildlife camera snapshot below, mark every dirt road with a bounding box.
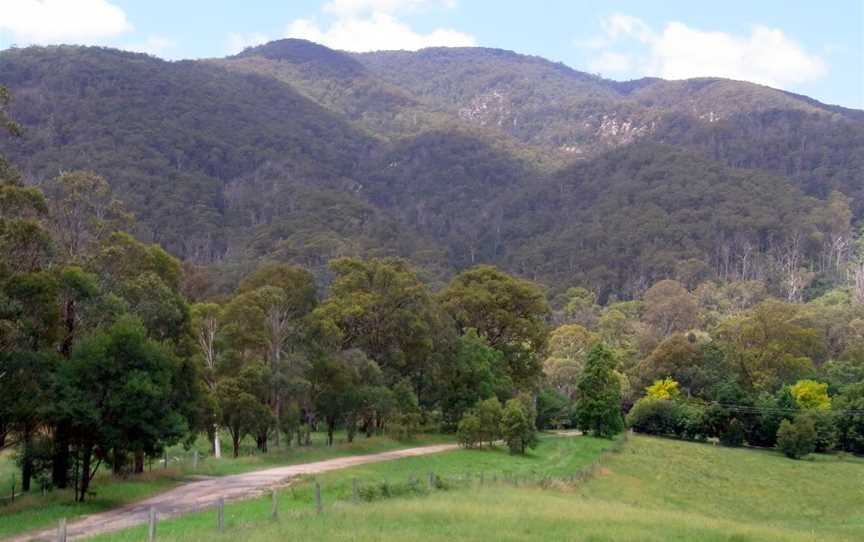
[8,443,458,541]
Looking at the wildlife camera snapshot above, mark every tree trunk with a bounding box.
[232,433,240,458]
[112,448,126,477]
[60,298,76,358]
[21,430,33,492]
[347,416,356,443]
[327,418,335,446]
[78,445,92,502]
[52,423,70,488]
[134,450,145,474]
[214,427,222,459]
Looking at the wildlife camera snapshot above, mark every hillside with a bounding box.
[0,40,862,295]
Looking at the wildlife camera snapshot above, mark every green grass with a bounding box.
[89,435,864,542]
[89,434,612,541]
[0,432,452,539]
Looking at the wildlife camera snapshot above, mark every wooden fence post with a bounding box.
[147,506,157,541]
[56,518,66,542]
[428,472,435,489]
[315,482,322,514]
[217,497,225,532]
[271,489,277,520]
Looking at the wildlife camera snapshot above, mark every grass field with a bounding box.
[88,435,864,542]
[0,432,452,539]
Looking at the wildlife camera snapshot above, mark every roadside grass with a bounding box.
[91,435,864,542]
[0,432,452,539]
[89,434,613,542]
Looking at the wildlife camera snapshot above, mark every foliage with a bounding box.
[535,388,570,430]
[626,397,704,440]
[834,382,864,454]
[500,395,538,454]
[441,265,549,390]
[645,377,680,400]
[776,417,816,459]
[54,316,197,499]
[574,343,624,438]
[439,329,507,428]
[789,379,831,410]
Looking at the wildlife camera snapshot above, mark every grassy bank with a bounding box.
[0,432,452,539]
[90,435,864,542]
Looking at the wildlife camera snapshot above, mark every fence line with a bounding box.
[48,433,633,539]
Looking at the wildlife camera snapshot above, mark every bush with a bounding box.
[626,398,706,441]
[627,398,680,435]
[536,388,570,430]
[501,396,538,454]
[777,417,816,459]
[475,397,504,446]
[797,410,837,453]
[457,413,483,449]
[720,418,746,447]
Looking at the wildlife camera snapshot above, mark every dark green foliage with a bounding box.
[439,330,508,428]
[574,344,624,438]
[776,417,817,459]
[3,44,858,296]
[535,388,571,430]
[834,383,864,454]
[54,316,196,498]
[456,412,483,449]
[626,398,705,441]
[721,418,747,447]
[501,396,538,455]
[441,265,549,389]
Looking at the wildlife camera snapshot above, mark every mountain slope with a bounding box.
[0,40,861,296]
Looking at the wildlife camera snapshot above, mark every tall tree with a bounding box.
[53,317,195,500]
[440,265,550,390]
[313,257,444,392]
[574,343,624,438]
[222,263,316,447]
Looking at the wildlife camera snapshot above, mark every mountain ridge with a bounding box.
[0,39,861,297]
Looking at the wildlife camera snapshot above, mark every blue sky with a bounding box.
[1,0,862,108]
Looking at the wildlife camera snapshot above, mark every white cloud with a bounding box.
[0,0,131,44]
[226,32,271,55]
[584,14,827,88]
[285,12,474,52]
[126,35,177,58]
[322,0,456,17]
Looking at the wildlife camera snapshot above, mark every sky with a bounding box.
[0,0,862,108]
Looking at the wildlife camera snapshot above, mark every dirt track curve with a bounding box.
[7,443,458,541]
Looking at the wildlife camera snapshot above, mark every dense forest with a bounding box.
[1,38,864,500]
[0,40,861,297]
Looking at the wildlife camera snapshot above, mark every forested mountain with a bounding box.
[1,39,862,298]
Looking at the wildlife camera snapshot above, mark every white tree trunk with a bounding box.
[214,426,222,459]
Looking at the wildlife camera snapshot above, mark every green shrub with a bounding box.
[797,411,837,453]
[501,396,538,455]
[720,418,746,447]
[457,413,483,449]
[626,398,706,441]
[777,417,816,459]
[627,398,680,436]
